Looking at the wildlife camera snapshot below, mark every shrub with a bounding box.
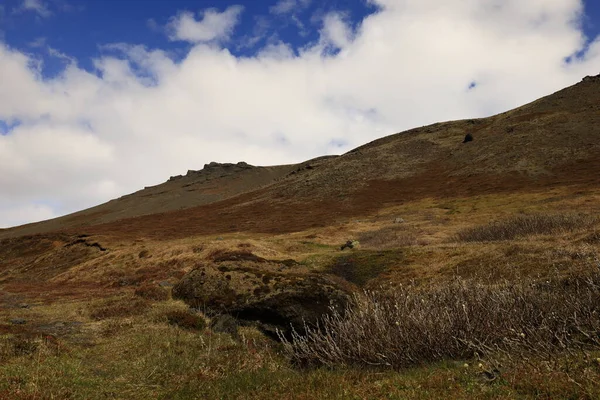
[165,310,206,331]
[280,267,600,369]
[134,283,169,301]
[457,214,597,242]
[90,297,150,320]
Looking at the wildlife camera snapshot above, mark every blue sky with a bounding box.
[0,0,380,77]
[0,0,599,228]
[3,0,597,78]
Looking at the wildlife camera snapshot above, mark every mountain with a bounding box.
[1,74,599,240]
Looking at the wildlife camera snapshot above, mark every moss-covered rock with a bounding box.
[172,258,353,338]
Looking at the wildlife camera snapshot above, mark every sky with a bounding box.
[0,0,599,228]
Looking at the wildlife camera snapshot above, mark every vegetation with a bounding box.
[358,225,418,249]
[134,283,169,302]
[2,194,600,398]
[165,310,206,331]
[457,213,598,242]
[281,265,600,369]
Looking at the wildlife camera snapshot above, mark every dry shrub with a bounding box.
[457,214,597,242]
[281,265,600,369]
[90,297,150,320]
[165,310,206,331]
[134,283,169,301]
[358,226,417,249]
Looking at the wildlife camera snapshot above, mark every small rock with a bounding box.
[10,318,27,325]
[341,240,360,251]
[159,281,173,288]
[394,217,405,224]
[463,133,474,143]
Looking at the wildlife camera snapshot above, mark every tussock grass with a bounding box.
[281,264,600,369]
[457,213,597,242]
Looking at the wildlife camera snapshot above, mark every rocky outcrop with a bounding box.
[169,161,255,182]
[172,259,353,338]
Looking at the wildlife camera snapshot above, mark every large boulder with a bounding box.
[172,259,353,338]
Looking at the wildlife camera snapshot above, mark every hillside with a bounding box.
[2,76,600,241]
[1,75,600,400]
[6,73,599,240]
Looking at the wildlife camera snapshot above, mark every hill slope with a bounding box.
[2,74,599,240]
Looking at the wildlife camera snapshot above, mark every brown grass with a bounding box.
[457,213,597,242]
[208,249,267,263]
[165,310,206,331]
[358,225,417,249]
[89,297,150,320]
[134,284,169,301]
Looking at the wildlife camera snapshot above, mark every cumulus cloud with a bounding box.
[320,13,355,50]
[1,0,600,227]
[167,6,244,43]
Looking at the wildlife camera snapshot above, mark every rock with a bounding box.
[582,74,600,83]
[18,303,30,309]
[463,133,474,143]
[158,281,173,288]
[209,314,239,340]
[340,240,360,251]
[394,217,405,224]
[172,259,353,338]
[10,318,27,325]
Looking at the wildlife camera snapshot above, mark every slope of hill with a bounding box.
[1,75,600,400]
[2,74,599,241]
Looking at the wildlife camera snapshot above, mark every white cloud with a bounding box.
[0,202,57,228]
[270,0,312,15]
[28,37,47,48]
[18,0,52,18]
[270,0,296,15]
[320,13,354,50]
[1,0,600,228]
[167,6,244,43]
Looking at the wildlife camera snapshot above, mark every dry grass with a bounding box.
[281,261,600,369]
[164,310,206,331]
[89,296,150,320]
[457,213,597,242]
[357,225,418,249]
[134,284,169,301]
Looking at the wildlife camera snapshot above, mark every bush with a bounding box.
[134,283,169,301]
[457,214,597,242]
[165,310,206,331]
[280,267,600,369]
[90,297,150,320]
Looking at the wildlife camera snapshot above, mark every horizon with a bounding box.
[1,0,600,228]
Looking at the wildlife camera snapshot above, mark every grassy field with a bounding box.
[1,187,600,399]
